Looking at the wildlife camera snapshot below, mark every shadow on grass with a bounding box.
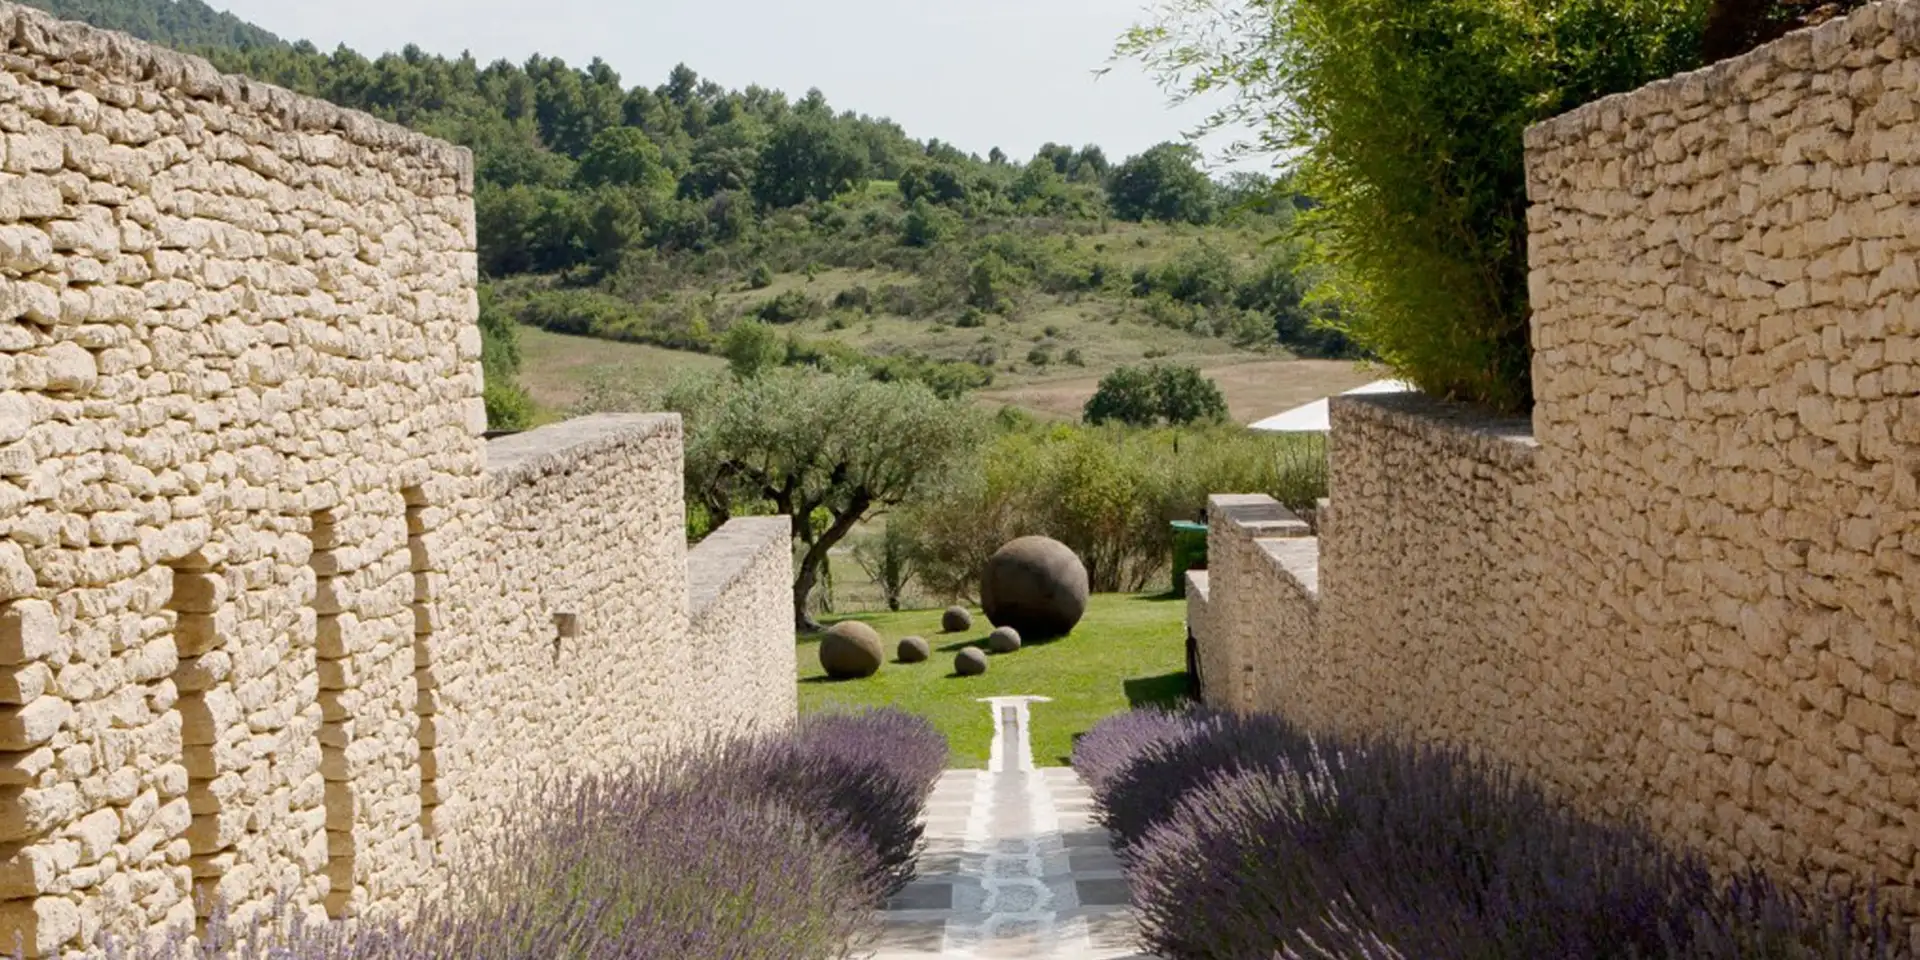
[1058,731,1088,767]
[799,675,868,685]
[1131,590,1185,604]
[1124,672,1195,709]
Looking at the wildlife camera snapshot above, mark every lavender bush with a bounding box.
[696,710,946,898]
[793,707,949,808]
[1071,706,1208,796]
[1090,705,1898,960]
[78,710,948,959]
[1093,709,1321,853]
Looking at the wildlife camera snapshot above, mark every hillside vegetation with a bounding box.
[18,0,1361,427]
[21,0,283,49]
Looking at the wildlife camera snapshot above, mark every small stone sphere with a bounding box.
[942,606,974,633]
[897,636,931,664]
[980,536,1090,640]
[819,621,884,679]
[987,626,1022,654]
[955,647,989,677]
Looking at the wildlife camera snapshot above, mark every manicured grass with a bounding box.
[797,593,1192,769]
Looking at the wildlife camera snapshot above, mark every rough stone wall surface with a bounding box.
[1526,0,1920,906]
[1183,570,1214,698]
[1194,0,1920,922]
[0,8,796,955]
[683,515,797,749]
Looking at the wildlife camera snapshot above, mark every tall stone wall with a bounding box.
[1526,0,1920,901]
[0,6,797,955]
[1194,0,1920,927]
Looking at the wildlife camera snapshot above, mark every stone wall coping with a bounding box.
[1186,569,1210,605]
[687,516,792,622]
[1331,393,1539,471]
[1522,0,1906,155]
[0,1,474,189]
[1258,537,1321,601]
[1207,494,1312,540]
[485,414,680,491]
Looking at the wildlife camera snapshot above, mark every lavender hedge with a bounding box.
[1094,708,1321,854]
[1071,706,1209,797]
[78,709,947,959]
[1075,708,1895,960]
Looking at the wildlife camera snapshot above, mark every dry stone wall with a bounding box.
[0,6,796,955]
[1195,0,1920,929]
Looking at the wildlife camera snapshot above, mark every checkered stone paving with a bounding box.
[861,698,1155,959]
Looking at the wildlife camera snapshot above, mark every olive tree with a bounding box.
[664,369,986,631]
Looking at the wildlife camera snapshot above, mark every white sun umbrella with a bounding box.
[1247,379,1414,433]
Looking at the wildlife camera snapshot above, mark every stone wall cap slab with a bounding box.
[687,516,791,621]
[1257,536,1320,600]
[1207,493,1304,532]
[0,1,473,188]
[1332,393,1538,468]
[485,413,680,490]
[1185,569,1210,605]
[1522,0,1897,153]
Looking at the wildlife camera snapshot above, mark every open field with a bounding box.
[517,324,1375,428]
[797,594,1192,768]
[516,325,725,424]
[979,357,1384,424]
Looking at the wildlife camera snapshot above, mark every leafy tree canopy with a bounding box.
[1107,143,1216,225]
[1083,363,1228,427]
[665,369,986,629]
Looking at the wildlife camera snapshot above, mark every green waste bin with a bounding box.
[1170,520,1208,597]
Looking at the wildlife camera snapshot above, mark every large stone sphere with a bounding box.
[955,647,989,676]
[988,626,1022,654]
[897,636,930,664]
[819,621,884,678]
[980,536,1089,640]
[941,606,974,633]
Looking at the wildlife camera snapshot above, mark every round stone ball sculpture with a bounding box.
[988,626,1022,654]
[955,647,989,676]
[942,606,974,633]
[897,636,931,664]
[819,621,885,679]
[980,536,1090,640]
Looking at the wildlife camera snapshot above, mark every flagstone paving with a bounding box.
[862,697,1155,959]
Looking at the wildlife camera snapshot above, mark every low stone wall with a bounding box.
[683,516,797,746]
[441,417,794,870]
[0,6,798,953]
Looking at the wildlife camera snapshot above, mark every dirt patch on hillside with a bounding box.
[979,359,1384,424]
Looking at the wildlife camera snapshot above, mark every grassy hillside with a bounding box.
[19,0,1358,431]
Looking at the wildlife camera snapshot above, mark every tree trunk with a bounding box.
[793,571,821,633]
[790,496,872,633]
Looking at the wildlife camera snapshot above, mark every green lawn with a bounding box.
[797,593,1192,769]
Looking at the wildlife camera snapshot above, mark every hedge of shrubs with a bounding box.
[83,708,946,960]
[1073,707,1898,960]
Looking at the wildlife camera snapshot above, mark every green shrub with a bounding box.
[1084,363,1228,427]
[755,290,823,324]
[1119,0,1706,412]
[747,263,775,289]
[903,423,1327,596]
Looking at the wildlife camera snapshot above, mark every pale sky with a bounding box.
[211,0,1269,172]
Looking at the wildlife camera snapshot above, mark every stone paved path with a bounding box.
[862,697,1153,959]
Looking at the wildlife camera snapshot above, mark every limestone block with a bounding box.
[0,697,71,751]
[0,895,81,958]
[0,601,61,663]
